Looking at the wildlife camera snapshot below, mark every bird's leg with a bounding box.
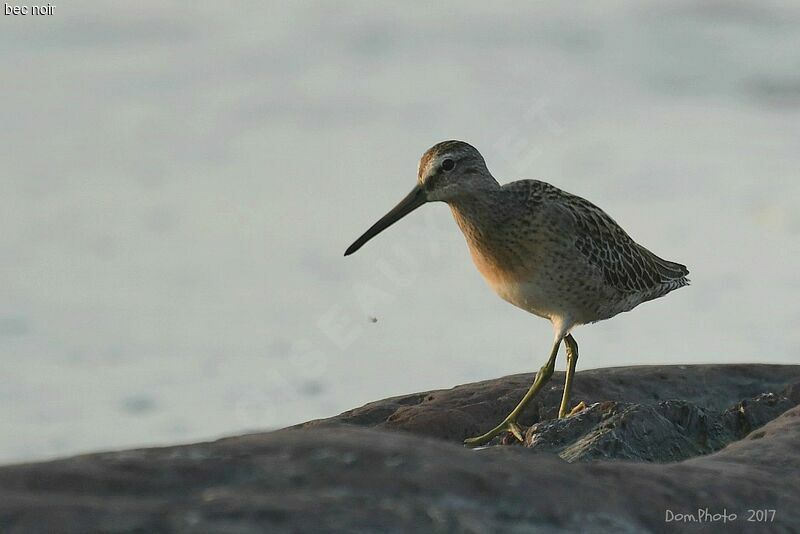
[558,334,579,418]
[567,401,587,416]
[464,338,561,447]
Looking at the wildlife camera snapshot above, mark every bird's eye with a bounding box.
[441,158,455,172]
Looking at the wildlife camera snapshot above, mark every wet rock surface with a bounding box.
[524,392,795,462]
[1,364,800,533]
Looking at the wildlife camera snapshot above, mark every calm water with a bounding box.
[1,1,798,462]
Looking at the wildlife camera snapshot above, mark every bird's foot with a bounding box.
[567,401,587,417]
[464,418,525,447]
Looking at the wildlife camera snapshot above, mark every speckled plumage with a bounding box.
[415,141,688,335]
[346,139,689,446]
[448,178,689,329]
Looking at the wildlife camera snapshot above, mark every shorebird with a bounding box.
[344,140,689,446]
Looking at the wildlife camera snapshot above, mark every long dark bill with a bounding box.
[344,185,427,256]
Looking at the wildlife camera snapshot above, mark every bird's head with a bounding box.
[416,140,494,202]
[344,140,496,256]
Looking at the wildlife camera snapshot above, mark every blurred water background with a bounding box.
[1,1,798,462]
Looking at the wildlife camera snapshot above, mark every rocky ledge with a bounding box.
[1,364,799,533]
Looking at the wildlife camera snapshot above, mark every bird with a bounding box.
[344,140,689,446]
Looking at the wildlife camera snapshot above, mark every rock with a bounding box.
[302,363,800,446]
[524,392,795,462]
[1,364,799,533]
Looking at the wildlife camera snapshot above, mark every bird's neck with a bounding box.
[447,189,505,243]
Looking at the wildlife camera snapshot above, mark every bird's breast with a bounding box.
[450,204,582,321]
[451,206,545,313]
[467,241,524,292]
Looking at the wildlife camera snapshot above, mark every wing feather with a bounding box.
[512,180,689,294]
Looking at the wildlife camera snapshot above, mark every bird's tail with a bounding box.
[640,245,690,285]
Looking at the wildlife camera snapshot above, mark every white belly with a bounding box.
[491,277,562,320]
